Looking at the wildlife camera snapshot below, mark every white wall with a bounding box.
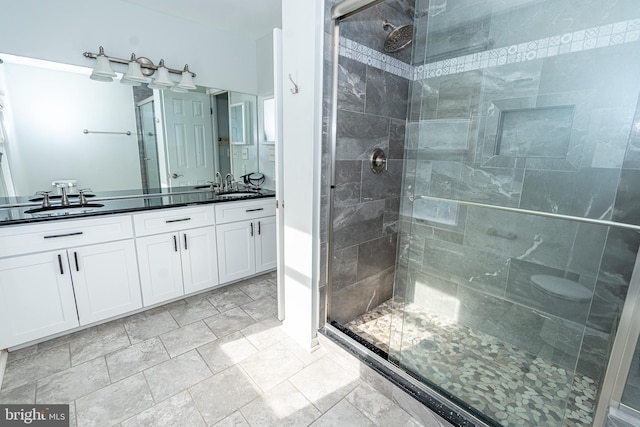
[2,61,141,194]
[280,0,324,349]
[0,0,258,94]
[257,33,275,96]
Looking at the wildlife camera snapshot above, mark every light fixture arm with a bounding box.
[83,47,196,77]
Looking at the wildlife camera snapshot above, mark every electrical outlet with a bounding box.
[242,148,249,160]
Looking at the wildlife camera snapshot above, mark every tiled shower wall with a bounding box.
[321,0,640,391]
[394,0,640,383]
[321,0,415,325]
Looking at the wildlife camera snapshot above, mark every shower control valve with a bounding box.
[370,148,388,174]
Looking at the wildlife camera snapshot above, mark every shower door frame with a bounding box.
[325,0,640,426]
[325,0,386,326]
[325,1,491,425]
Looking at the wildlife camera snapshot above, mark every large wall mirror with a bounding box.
[0,53,263,199]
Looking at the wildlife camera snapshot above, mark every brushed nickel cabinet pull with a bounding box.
[173,235,178,252]
[184,234,188,250]
[74,252,80,271]
[250,222,254,237]
[245,208,264,212]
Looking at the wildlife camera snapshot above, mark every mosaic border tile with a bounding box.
[338,37,413,80]
[338,19,640,82]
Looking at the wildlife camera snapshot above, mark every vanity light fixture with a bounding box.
[83,46,196,91]
[170,66,197,93]
[151,59,175,89]
[177,65,197,90]
[89,47,117,82]
[121,53,147,86]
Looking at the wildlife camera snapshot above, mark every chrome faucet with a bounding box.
[224,173,235,192]
[60,186,70,207]
[215,171,223,191]
[78,188,91,206]
[36,191,52,209]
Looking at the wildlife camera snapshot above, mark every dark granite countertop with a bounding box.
[0,186,275,226]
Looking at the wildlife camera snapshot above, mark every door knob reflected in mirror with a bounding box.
[170,173,184,179]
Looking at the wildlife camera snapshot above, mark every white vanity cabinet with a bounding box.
[0,197,275,349]
[133,206,219,306]
[0,251,79,349]
[67,240,142,324]
[0,215,142,348]
[215,199,277,284]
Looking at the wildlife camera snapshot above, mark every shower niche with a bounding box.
[495,105,575,158]
[481,98,579,170]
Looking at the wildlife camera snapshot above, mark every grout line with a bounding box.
[69,401,77,427]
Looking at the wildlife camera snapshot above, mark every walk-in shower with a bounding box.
[322,0,640,425]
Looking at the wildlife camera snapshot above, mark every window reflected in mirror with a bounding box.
[229,101,248,145]
[263,97,276,144]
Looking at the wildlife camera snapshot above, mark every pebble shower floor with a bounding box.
[345,297,597,427]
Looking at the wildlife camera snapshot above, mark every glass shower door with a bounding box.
[391,0,640,425]
[137,99,161,190]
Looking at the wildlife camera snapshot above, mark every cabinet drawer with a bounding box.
[0,215,134,258]
[215,199,276,224]
[133,205,215,237]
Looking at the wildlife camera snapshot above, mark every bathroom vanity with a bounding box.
[0,191,276,349]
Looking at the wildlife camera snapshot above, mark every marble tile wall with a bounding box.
[329,67,408,323]
[322,0,640,418]
[399,0,640,388]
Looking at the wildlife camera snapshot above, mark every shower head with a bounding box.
[383,21,413,53]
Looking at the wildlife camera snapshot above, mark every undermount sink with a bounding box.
[24,203,105,215]
[217,191,260,199]
[193,184,218,190]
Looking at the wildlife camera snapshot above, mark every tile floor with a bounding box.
[0,272,438,427]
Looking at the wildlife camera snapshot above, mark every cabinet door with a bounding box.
[136,233,184,306]
[216,221,255,284]
[70,240,143,325]
[0,252,79,349]
[181,226,219,294]
[255,216,277,273]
